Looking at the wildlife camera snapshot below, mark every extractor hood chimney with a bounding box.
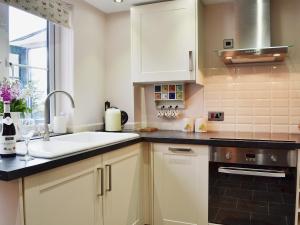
[218,0,289,64]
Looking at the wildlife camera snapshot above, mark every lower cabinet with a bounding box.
[152,143,209,225]
[103,144,143,225]
[23,142,209,225]
[23,143,143,225]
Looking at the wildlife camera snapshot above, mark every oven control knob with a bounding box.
[270,155,277,162]
[225,152,232,160]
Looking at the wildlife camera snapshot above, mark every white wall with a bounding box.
[0,4,8,78]
[57,0,106,132]
[104,12,135,128]
[57,5,136,131]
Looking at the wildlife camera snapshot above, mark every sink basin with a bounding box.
[16,132,140,159]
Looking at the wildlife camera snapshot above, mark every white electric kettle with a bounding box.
[105,105,128,132]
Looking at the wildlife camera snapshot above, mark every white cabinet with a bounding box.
[152,143,209,225]
[24,143,144,225]
[103,144,143,225]
[131,0,203,84]
[24,155,103,225]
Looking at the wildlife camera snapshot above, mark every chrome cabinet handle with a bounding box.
[168,147,193,153]
[105,165,112,192]
[189,51,193,72]
[218,167,286,178]
[97,168,104,197]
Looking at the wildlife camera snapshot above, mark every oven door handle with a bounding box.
[218,167,286,178]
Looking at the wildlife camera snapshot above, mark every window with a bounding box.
[7,6,55,122]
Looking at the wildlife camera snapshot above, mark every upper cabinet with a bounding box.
[131,0,204,85]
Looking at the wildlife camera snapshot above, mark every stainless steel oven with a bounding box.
[209,147,297,225]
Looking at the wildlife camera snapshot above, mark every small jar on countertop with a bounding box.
[182,118,194,132]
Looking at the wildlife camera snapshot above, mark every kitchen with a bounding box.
[0,0,299,225]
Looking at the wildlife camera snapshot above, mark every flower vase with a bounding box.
[11,112,21,140]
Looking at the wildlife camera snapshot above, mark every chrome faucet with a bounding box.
[43,90,75,141]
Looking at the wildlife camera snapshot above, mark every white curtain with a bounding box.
[0,0,72,28]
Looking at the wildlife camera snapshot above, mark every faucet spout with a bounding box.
[44,90,75,141]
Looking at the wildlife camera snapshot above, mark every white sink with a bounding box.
[16,132,140,159]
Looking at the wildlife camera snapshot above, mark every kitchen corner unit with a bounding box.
[24,143,145,225]
[131,0,204,85]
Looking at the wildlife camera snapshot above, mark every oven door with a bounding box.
[209,162,296,225]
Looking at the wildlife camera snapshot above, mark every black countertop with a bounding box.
[0,130,300,181]
[139,130,300,149]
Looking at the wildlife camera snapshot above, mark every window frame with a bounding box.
[5,5,56,122]
[47,21,56,122]
[0,3,59,123]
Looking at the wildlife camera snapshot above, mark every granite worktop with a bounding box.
[138,130,300,149]
[0,130,299,181]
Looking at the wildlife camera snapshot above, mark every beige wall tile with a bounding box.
[254,116,271,124]
[236,107,253,116]
[254,91,271,99]
[255,108,271,116]
[254,100,271,108]
[254,125,271,133]
[272,100,289,107]
[236,124,253,132]
[289,125,300,134]
[290,116,300,125]
[272,91,289,99]
[236,116,253,124]
[271,125,289,133]
[221,100,236,107]
[290,100,300,107]
[271,116,289,125]
[236,100,254,107]
[290,90,300,98]
[271,107,289,116]
[290,107,300,116]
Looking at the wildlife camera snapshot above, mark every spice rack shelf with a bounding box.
[154,83,185,109]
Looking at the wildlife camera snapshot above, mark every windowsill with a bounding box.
[17,132,71,142]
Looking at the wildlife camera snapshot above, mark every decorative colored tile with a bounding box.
[154,85,161,92]
[169,93,176,99]
[176,92,183,100]
[161,93,168,100]
[169,85,176,92]
[176,84,183,92]
[155,93,161,100]
[162,85,168,93]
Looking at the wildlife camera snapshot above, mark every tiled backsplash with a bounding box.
[204,64,300,133]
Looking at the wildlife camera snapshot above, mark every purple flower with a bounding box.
[0,78,21,103]
[0,86,12,102]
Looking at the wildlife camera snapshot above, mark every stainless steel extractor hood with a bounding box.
[218,0,289,65]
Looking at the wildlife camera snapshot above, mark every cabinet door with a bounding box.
[153,143,209,225]
[103,143,143,225]
[24,156,103,225]
[131,0,197,83]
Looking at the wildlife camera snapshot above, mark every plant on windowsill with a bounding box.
[0,78,32,114]
[0,78,33,139]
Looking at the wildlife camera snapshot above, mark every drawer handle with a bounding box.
[168,147,193,153]
[189,51,194,72]
[97,168,104,197]
[105,165,112,192]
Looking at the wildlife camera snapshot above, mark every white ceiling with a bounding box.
[84,0,232,13]
[84,0,157,13]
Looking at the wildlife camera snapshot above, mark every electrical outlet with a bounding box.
[223,39,234,49]
[208,112,224,121]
